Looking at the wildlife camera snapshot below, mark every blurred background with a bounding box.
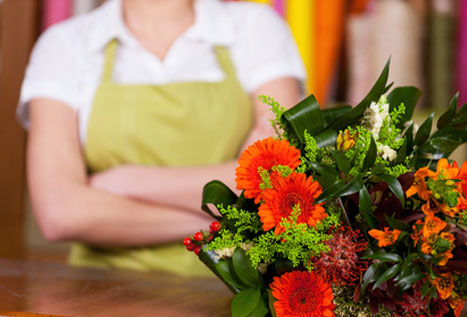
[0,0,466,261]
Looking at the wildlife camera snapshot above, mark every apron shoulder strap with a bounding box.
[214,46,238,79]
[101,39,119,83]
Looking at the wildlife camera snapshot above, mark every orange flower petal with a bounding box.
[258,172,326,234]
[270,271,335,317]
[235,137,301,203]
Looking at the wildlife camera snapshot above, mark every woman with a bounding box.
[18,0,305,276]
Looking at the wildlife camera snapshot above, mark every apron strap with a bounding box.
[213,46,239,80]
[102,39,119,83]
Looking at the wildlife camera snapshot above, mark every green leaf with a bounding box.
[384,215,411,232]
[387,86,422,128]
[316,177,364,203]
[382,82,395,94]
[314,129,338,148]
[249,293,269,317]
[231,289,261,317]
[373,264,401,290]
[307,161,337,188]
[371,164,386,176]
[395,137,408,164]
[362,137,377,170]
[362,263,380,294]
[379,174,405,207]
[414,113,434,147]
[332,150,351,175]
[338,177,364,197]
[421,279,431,298]
[283,95,324,144]
[437,93,458,129]
[364,252,402,263]
[451,102,467,129]
[267,289,277,317]
[330,59,390,131]
[232,248,261,289]
[404,123,414,155]
[394,272,425,288]
[201,180,238,220]
[315,181,346,203]
[359,186,379,228]
[322,106,352,128]
[215,260,245,292]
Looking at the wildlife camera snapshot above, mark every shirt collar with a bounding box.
[184,0,235,46]
[87,0,235,53]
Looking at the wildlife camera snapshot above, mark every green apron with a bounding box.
[68,39,252,277]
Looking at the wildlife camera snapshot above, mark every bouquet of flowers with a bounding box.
[184,62,467,317]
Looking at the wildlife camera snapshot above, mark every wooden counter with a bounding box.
[0,259,231,316]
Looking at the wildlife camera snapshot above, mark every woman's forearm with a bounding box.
[27,99,211,247]
[32,180,211,246]
[89,161,239,213]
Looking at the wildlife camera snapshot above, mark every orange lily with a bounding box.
[432,272,454,300]
[436,158,459,180]
[336,129,356,151]
[406,167,436,200]
[448,292,464,317]
[421,198,458,217]
[437,232,456,266]
[368,227,401,247]
[422,213,446,238]
[438,251,453,266]
[411,219,423,247]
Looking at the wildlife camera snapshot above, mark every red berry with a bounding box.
[194,246,202,255]
[208,234,214,242]
[183,238,192,246]
[193,232,204,241]
[186,243,196,251]
[209,221,221,233]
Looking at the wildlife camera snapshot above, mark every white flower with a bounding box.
[378,144,397,161]
[363,96,390,139]
[213,243,254,260]
[214,247,235,260]
[257,263,268,274]
[240,242,254,252]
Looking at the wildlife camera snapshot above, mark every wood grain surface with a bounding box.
[0,259,232,316]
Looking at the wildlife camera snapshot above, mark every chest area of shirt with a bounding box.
[82,43,227,87]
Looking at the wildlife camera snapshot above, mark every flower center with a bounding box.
[280,192,302,216]
[438,278,450,290]
[289,287,317,313]
[426,220,436,231]
[385,233,395,243]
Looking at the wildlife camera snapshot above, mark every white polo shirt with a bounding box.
[18,0,306,143]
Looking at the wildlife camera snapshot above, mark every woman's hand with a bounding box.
[89,165,136,197]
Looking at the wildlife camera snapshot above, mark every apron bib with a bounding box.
[68,39,252,276]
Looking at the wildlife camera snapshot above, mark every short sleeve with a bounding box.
[17,24,80,129]
[231,4,307,93]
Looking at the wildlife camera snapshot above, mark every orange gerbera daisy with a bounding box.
[270,271,335,317]
[432,272,454,300]
[258,173,326,234]
[422,213,446,238]
[368,227,401,247]
[235,137,301,203]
